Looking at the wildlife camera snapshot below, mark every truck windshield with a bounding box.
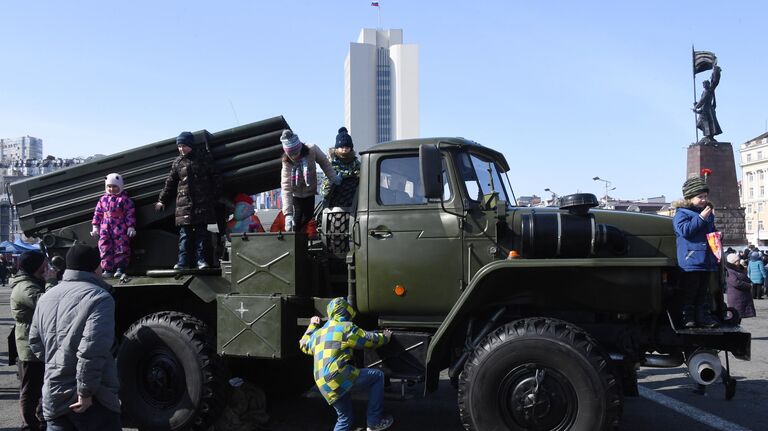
[457,152,511,206]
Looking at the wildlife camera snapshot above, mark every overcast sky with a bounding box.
[2,1,767,201]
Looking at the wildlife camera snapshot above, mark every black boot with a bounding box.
[682,305,697,328]
[697,304,719,328]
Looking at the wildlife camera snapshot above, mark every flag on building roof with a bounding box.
[693,50,717,75]
[371,1,379,6]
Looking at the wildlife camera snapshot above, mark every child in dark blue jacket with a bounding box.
[673,176,719,328]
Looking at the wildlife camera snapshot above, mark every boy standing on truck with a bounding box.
[299,297,394,431]
[673,177,719,328]
[156,132,223,269]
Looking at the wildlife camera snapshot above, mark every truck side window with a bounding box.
[378,156,451,205]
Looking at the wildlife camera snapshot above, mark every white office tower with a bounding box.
[344,29,419,151]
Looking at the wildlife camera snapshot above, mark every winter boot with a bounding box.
[681,305,697,328]
[696,304,719,328]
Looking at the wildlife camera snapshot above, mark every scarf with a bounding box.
[291,157,309,188]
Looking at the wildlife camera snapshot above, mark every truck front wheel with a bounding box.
[458,317,621,431]
[118,311,228,431]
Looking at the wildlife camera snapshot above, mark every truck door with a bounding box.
[360,152,462,315]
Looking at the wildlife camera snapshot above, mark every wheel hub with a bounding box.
[499,364,578,431]
[141,351,185,407]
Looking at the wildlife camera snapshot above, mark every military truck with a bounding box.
[11,116,751,431]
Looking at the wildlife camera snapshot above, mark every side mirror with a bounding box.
[419,144,442,200]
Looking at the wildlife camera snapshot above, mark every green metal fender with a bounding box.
[424,256,674,390]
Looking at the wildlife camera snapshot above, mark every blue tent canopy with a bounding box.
[0,239,41,255]
[13,239,41,252]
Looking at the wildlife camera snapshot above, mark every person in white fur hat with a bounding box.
[90,173,136,278]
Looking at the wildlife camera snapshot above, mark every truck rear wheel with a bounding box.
[458,317,621,431]
[118,311,228,431]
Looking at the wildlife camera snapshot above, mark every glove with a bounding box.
[127,227,136,238]
[331,175,342,186]
[284,214,294,232]
[154,202,165,211]
[90,226,99,238]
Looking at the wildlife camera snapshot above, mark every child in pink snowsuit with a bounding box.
[91,173,136,278]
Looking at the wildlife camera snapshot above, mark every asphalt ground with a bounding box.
[0,288,765,431]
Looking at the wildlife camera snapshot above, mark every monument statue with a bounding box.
[694,66,722,143]
[685,49,746,244]
[692,51,722,144]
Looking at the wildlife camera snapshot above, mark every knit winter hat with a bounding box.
[280,130,302,157]
[105,173,123,193]
[65,244,101,272]
[682,177,709,199]
[234,193,253,206]
[176,131,195,147]
[335,127,353,149]
[18,251,45,275]
[726,253,739,265]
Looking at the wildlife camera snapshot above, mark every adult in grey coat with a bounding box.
[29,245,120,430]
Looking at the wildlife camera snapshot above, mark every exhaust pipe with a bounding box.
[687,349,722,385]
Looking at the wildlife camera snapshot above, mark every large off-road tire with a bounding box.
[458,317,622,431]
[118,311,229,431]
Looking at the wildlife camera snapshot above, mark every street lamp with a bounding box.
[544,188,558,207]
[593,176,616,207]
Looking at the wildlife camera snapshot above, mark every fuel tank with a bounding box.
[519,193,627,258]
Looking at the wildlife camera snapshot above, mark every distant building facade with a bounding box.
[517,195,542,207]
[739,132,768,245]
[0,157,86,242]
[0,136,43,163]
[344,28,419,151]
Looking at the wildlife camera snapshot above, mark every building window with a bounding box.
[760,151,764,160]
[750,187,754,198]
[376,47,392,144]
[760,221,765,231]
[748,204,753,213]
[761,171,766,182]
[759,202,765,213]
[748,221,753,231]
[748,172,754,183]
[761,186,764,197]
[748,154,753,162]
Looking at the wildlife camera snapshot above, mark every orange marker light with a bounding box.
[394,284,406,296]
[507,250,520,259]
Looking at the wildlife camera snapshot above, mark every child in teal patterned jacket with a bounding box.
[299,297,393,431]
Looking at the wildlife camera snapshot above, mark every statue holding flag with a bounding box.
[692,50,722,144]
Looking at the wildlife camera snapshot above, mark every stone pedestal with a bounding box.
[686,142,746,245]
